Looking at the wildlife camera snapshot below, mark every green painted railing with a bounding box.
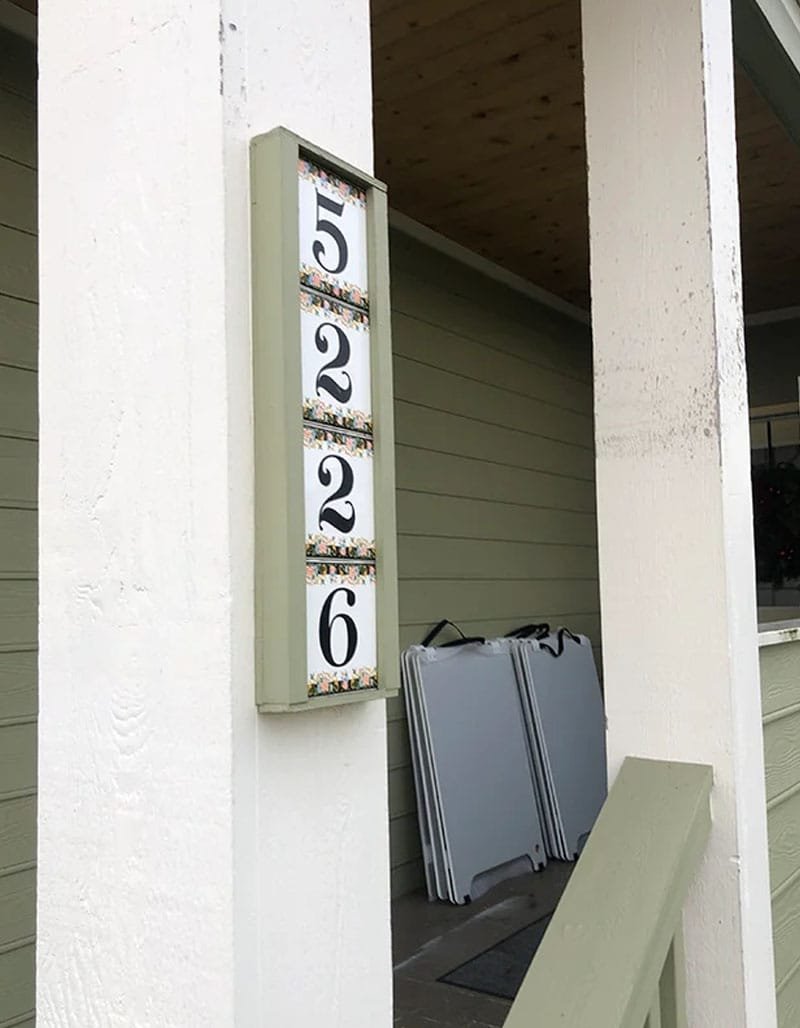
[504,756,713,1028]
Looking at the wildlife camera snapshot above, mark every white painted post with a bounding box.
[37,3,391,1026]
[581,1,777,1025]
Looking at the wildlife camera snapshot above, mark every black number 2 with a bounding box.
[319,587,358,667]
[315,323,352,403]
[312,192,348,274]
[318,455,356,533]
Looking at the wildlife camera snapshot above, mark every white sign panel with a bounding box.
[300,292,372,433]
[298,156,377,700]
[298,158,369,309]
[306,565,377,698]
[303,426,375,561]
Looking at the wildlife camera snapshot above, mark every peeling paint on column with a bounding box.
[38,1,390,1027]
[582,0,777,1024]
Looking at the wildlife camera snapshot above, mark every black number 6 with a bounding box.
[318,455,356,533]
[315,323,352,403]
[319,587,358,667]
[313,192,349,275]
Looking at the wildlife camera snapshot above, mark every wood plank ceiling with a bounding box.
[372,0,800,314]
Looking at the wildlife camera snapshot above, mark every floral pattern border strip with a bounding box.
[298,158,367,208]
[307,533,376,562]
[305,562,376,585]
[300,287,369,327]
[303,399,373,435]
[300,264,369,311]
[308,666,378,698]
[303,424,374,454]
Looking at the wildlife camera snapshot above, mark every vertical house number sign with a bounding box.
[299,159,377,698]
[251,128,399,712]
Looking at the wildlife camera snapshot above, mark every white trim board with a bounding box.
[734,0,800,148]
[746,305,800,327]
[756,0,800,69]
[750,401,800,417]
[388,209,591,326]
[759,620,800,646]
[389,210,799,332]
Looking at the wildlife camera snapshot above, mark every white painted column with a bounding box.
[37,3,391,1027]
[582,2,777,1026]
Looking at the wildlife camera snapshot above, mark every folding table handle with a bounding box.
[505,623,551,640]
[421,619,485,648]
[539,627,581,658]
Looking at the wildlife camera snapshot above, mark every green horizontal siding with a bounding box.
[0,226,36,304]
[0,87,36,169]
[0,26,37,1028]
[0,366,36,440]
[388,232,599,895]
[0,154,36,235]
[0,295,37,370]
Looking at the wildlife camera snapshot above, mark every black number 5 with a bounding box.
[318,455,356,533]
[319,587,358,667]
[312,191,349,274]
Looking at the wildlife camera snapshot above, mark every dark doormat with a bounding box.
[437,913,553,1001]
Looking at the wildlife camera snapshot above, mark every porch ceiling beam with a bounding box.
[733,0,800,147]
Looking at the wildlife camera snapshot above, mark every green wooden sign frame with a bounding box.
[251,126,399,712]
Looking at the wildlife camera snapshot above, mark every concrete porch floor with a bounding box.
[392,862,573,1028]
